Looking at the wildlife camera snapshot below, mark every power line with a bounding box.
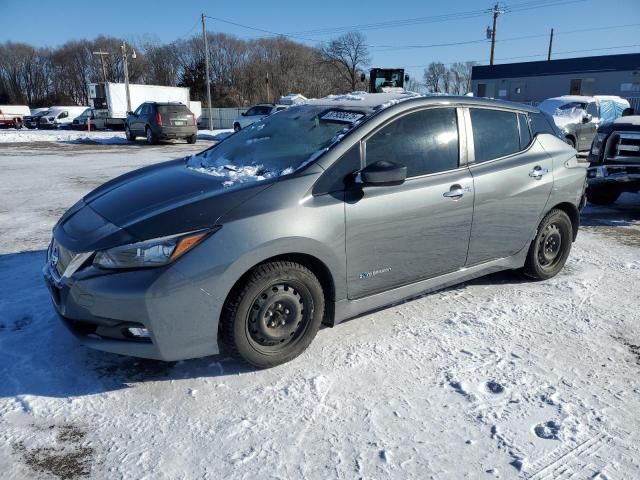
[369,22,640,52]
[285,0,587,37]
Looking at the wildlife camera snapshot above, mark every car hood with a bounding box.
[54,157,272,252]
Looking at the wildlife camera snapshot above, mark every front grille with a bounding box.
[614,133,640,161]
[52,239,76,277]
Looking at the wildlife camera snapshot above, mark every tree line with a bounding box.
[0,30,475,108]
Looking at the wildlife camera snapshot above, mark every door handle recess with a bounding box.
[529,166,549,179]
[443,187,464,199]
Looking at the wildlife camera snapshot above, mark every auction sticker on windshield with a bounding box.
[321,110,364,123]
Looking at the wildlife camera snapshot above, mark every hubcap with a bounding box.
[247,284,308,348]
[538,223,562,266]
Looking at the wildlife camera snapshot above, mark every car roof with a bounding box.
[305,92,539,114]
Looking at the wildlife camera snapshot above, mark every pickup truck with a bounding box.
[586,112,640,205]
[0,105,30,128]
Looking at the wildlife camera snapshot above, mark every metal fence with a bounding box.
[199,108,248,129]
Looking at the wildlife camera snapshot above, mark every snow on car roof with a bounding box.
[307,91,420,110]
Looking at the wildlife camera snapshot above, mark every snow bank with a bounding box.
[0,128,233,145]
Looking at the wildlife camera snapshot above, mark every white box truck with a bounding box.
[88,82,191,129]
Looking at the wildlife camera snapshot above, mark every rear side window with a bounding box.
[366,108,459,177]
[530,111,561,138]
[518,113,532,149]
[470,109,520,162]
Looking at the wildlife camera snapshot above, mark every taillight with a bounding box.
[190,114,195,126]
[155,112,162,126]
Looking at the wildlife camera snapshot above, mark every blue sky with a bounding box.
[1,0,639,79]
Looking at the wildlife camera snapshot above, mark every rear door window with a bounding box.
[518,113,532,149]
[366,107,459,177]
[470,109,520,162]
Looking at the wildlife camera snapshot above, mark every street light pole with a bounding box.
[202,13,213,131]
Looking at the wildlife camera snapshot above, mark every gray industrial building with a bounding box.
[471,53,640,104]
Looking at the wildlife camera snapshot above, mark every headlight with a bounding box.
[590,133,607,156]
[93,228,216,269]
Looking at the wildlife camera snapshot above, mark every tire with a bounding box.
[186,134,197,144]
[145,127,157,145]
[523,209,573,280]
[220,261,325,368]
[125,125,136,141]
[587,188,620,206]
[233,123,241,132]
[565,136,576,149]
[14,118,22,129]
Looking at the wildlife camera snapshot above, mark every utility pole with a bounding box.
[488,3,505,66]
[202,13,213,131]
[120,42,136,112]
[547,28,554,61]
[92,50,109,83]
[265,72,270,103]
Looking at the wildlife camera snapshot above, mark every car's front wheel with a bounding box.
[220,261,325,368]
[523,209,573,280]
[587,187,620,206]
[125,125,136,141]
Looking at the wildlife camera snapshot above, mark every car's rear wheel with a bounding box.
[145,127,157,145]
[125,125,136,141]
[523,209,573,280]
[233,123,241,132]
[186,134,197,144]
[220,261,325,368]
[587,187,620,205]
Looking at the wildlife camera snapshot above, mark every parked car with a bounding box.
[39,106,90,129]
[586,109,639,205]
[125,102,197,144]
[71,108,95,130]
[0,105,30,128]
[43,93,585,368]
[538,95,630,151]
[233,104,287,131]
[23,108,50,129]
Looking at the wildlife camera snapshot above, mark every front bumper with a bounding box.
[42,250,222,361]
[587,164,640,192]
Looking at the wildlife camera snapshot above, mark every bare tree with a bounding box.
[423,62,447,93]
[320,32,370,92]
[449,61,475,95]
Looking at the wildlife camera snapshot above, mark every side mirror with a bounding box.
[404,74,410,82]
[127,111,133,115]
[582,114,592,124]
[241,112,247,116]
[360,160,407,185]
[360,72,366,82]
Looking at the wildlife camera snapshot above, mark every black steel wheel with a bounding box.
[524,209,573,280]
[221,261,324,368]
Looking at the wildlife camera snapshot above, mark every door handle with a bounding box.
[443,185,465,199]
[529,166,548,179]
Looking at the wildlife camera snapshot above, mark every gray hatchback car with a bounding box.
[126,102,197,145]
[44,93,587,368]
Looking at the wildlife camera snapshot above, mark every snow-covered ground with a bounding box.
[0,128,231,145]
[0,143,639,479]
